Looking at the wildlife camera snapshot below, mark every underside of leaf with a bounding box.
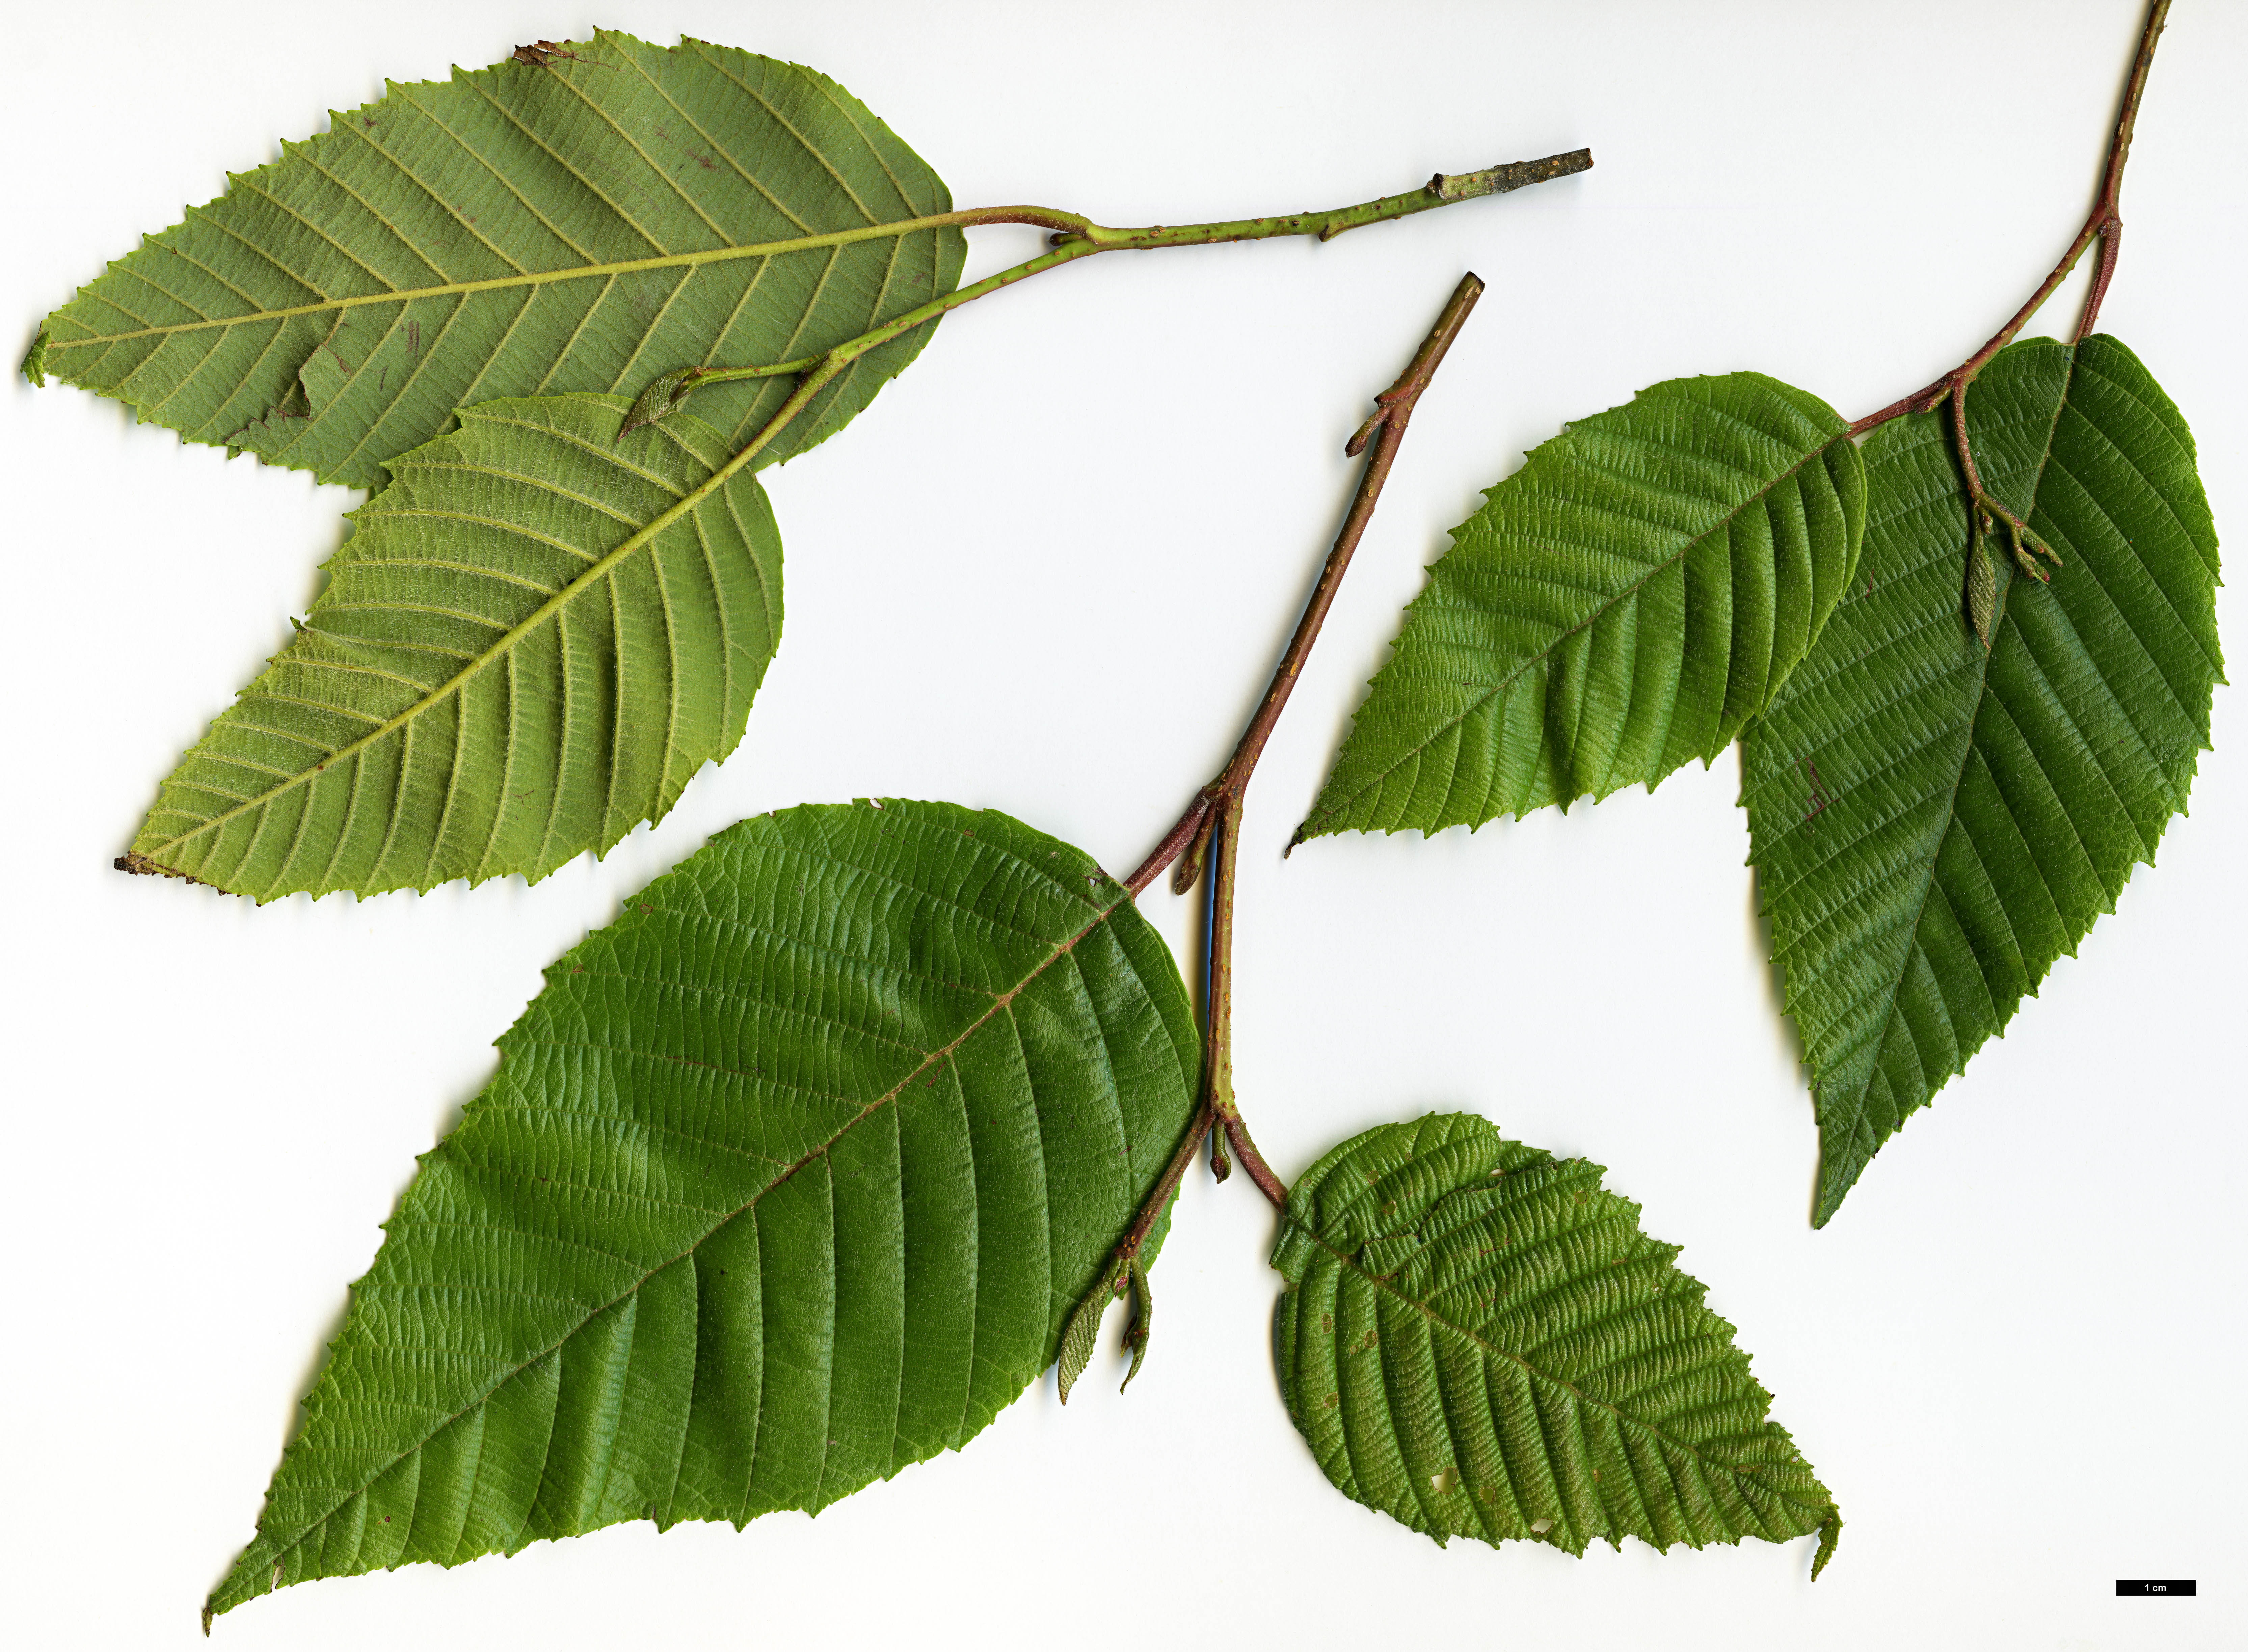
[1741,336,2222,1224]
[31,32,965,489]
[1272,1114,1840,1573]
[208,800,1200,1622]
[128,394,779,899]
[1297,373,1865,841]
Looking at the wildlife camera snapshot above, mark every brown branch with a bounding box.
[1847,0,2170,439]
[1124,273,1483,1239]
[1073,276,1482,1393]
[1136,271,1487,889]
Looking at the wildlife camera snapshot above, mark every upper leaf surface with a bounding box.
[31,32,964,489]
[208,800,1200,1622]
[1273,1113,1840,1571]
[1740,336,2222,1225]
[1297,374,1864,841]
[128,393,780,899]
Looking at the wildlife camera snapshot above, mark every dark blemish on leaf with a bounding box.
[114,850,209,887]
[408,320,421,358]
[1798,756,1831,832]
[687,150,717,171]
[377,367,387,393]
[511,39,585,67]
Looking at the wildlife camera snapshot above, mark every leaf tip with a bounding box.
[19,329,49,387]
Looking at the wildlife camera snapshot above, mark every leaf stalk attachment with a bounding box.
[1846,1,2166,442]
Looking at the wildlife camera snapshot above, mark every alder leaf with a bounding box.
[206,800,1199,1625]
[1296,375,1864,842]
[1273,1113,1841,1575]
[1741,335,2222,1225]
[27,32,963,489]
[123,394,780,899]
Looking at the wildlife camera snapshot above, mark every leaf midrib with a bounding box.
[46,213,962,350]
[1308,434,1845,834]
[247,868,1140,1573]
[1298,1220,1828,1522]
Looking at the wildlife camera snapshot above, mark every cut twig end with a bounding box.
[1430,147,1593,203]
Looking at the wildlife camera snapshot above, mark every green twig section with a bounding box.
[618,151,1586,437]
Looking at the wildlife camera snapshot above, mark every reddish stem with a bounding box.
[1119,273,1487,1239]
[1847,0,2169,439]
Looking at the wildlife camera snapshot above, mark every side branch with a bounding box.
[1847,0,2169,438]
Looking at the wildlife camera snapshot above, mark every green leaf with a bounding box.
[1272,1113,1841,1574]
[123,394,780,899]
[30,32,963,490]
[1296,374,1865,841]
[207,800,1199,1624]
[1741,335,2222,1225]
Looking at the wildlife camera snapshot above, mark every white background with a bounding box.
[3,3,2242,1649]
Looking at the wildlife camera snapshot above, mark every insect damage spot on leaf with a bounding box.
[510,39,586,67]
